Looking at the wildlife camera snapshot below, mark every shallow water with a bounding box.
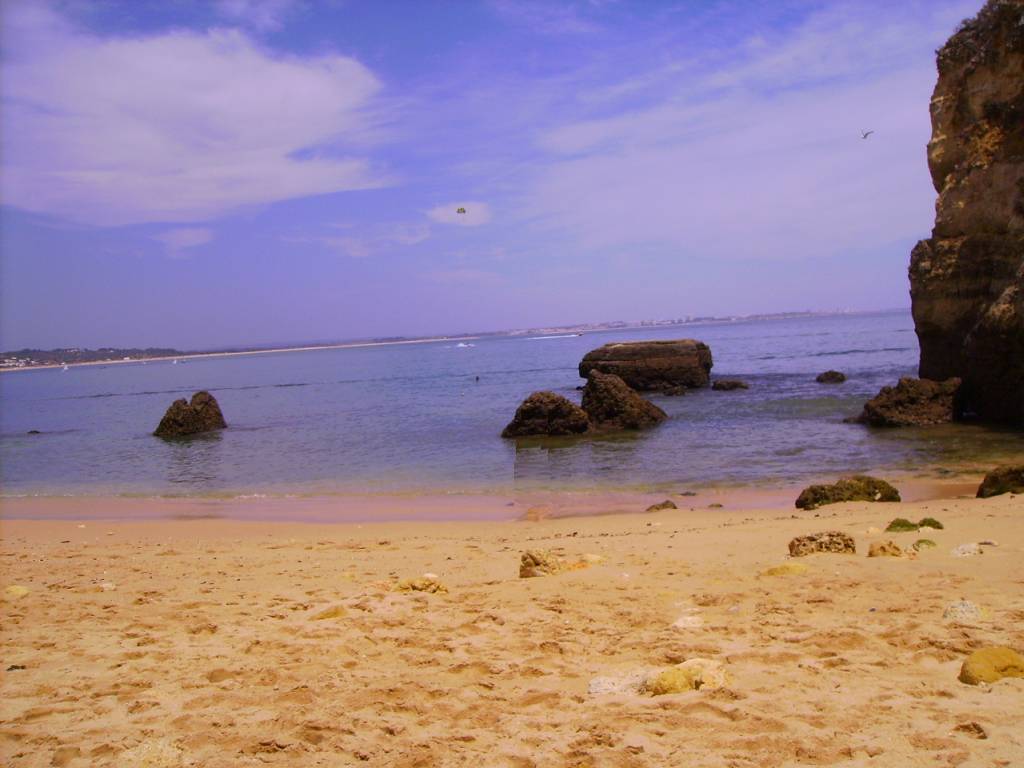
[1,310,1021,498]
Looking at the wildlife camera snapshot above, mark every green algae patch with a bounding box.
[885,518,919,532]
[918,517,944,529]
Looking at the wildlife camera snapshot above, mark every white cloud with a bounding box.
[0,4,388,227]
[284,222,431,258]
[427,202,492,227]
[153,227,214,257]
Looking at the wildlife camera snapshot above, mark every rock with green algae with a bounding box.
[913,539,937,551]
[918,517,944,529]
[958,646,1024,685]
[976,465,1024,498]
[885,518,919,532]
[646,499,677,512]
[645,659,728,694]
[795,476,900,510]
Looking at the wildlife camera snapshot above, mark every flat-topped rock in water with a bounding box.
[501,392,589,438]
[788,530,856,557]
[795,476,900,510]
[581,371,666,431]
[816,370,846,384]
[853,377,960,427]
[153,391,227,438]
[909,0,1024,425]
[977,465,1024,498]
[579,339,712,391]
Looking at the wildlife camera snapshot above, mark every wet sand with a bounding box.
[1,491,1022,767]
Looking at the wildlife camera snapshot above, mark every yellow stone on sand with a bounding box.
[958,646,1024,685]
[762,562,808,576]
[645,658,728,694]
[4,585,29,599]
[395,577,448,594]
[312,605,348,620]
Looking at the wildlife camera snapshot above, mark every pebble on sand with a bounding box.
[958,646,1024,685]
[311,605,348,620]
[395,577,448,594]
[867,540,903,558]
[762,562,809,576]
[645,659,728,694]
[943,600,983,623]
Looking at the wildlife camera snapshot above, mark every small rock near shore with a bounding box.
[711,379,748,391]
[788,531,856,557]
[852,377,960,427]
[646,499,677,512]
[582,371,667,431]
[976,465,1024,498]
[154,391,227,438]
[501,391,590,438]
[816,370,846,384]
[795,476,900,510]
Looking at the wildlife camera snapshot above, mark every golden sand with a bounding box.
[2,492,1022,766]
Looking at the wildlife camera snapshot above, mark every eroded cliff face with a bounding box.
[909,0,1024,425]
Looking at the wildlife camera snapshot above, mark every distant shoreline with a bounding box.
[0,334,484,374]
[0,308,908,374]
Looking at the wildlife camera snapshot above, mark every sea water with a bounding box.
[1,310,1021,498]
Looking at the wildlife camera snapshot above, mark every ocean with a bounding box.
[1,310,1021,499]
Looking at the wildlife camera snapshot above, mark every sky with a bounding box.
[0,0,981,350]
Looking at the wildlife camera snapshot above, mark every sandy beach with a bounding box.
[2,490,1022,767]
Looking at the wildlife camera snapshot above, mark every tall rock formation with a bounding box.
[909,0,1024,425]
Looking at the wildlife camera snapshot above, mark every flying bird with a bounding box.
[456,207,467,214]
[861,130,874,140]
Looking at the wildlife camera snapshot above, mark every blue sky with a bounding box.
[0,0,980,350]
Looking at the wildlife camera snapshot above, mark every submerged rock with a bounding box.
[644,659,728,694]
[816,370,847,384]
[853,377,960,427]
[909,0,1024,426]
[788,531,856,557]
[712,379,748,391]
[579,339,712,391]
[153,391,227,438]
[958,646,1024,685]
[581,371,667,431]
[977,465,1024,498]
[501,391,589,438]
[795,476,901,510]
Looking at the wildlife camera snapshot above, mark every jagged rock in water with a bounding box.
[788,530,856,557]
[909,1,1024,425]
[501,392,589,438]
[153,391,227,438]
[816,370,846,384]
[579,339,712,391]
[976,464,1024,497]
[795,476,901,510]
[853,377,961,427]
[712,379,748,391]
[581,371,667,431]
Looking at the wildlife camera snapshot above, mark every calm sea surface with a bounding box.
[2,310,1022,498]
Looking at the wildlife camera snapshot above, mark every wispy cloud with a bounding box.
[0,3,389,227]
[489,0,603,35]
[427,202,492,227]
[284,222,431,258]
[153,227,214,257]
[215,0,303,31]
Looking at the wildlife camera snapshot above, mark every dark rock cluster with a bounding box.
[154,391,227,438]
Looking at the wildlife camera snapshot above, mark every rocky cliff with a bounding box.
[909,0,1024,425]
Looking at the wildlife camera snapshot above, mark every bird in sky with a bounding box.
[456,207,466,214]
[861,129,874,140]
